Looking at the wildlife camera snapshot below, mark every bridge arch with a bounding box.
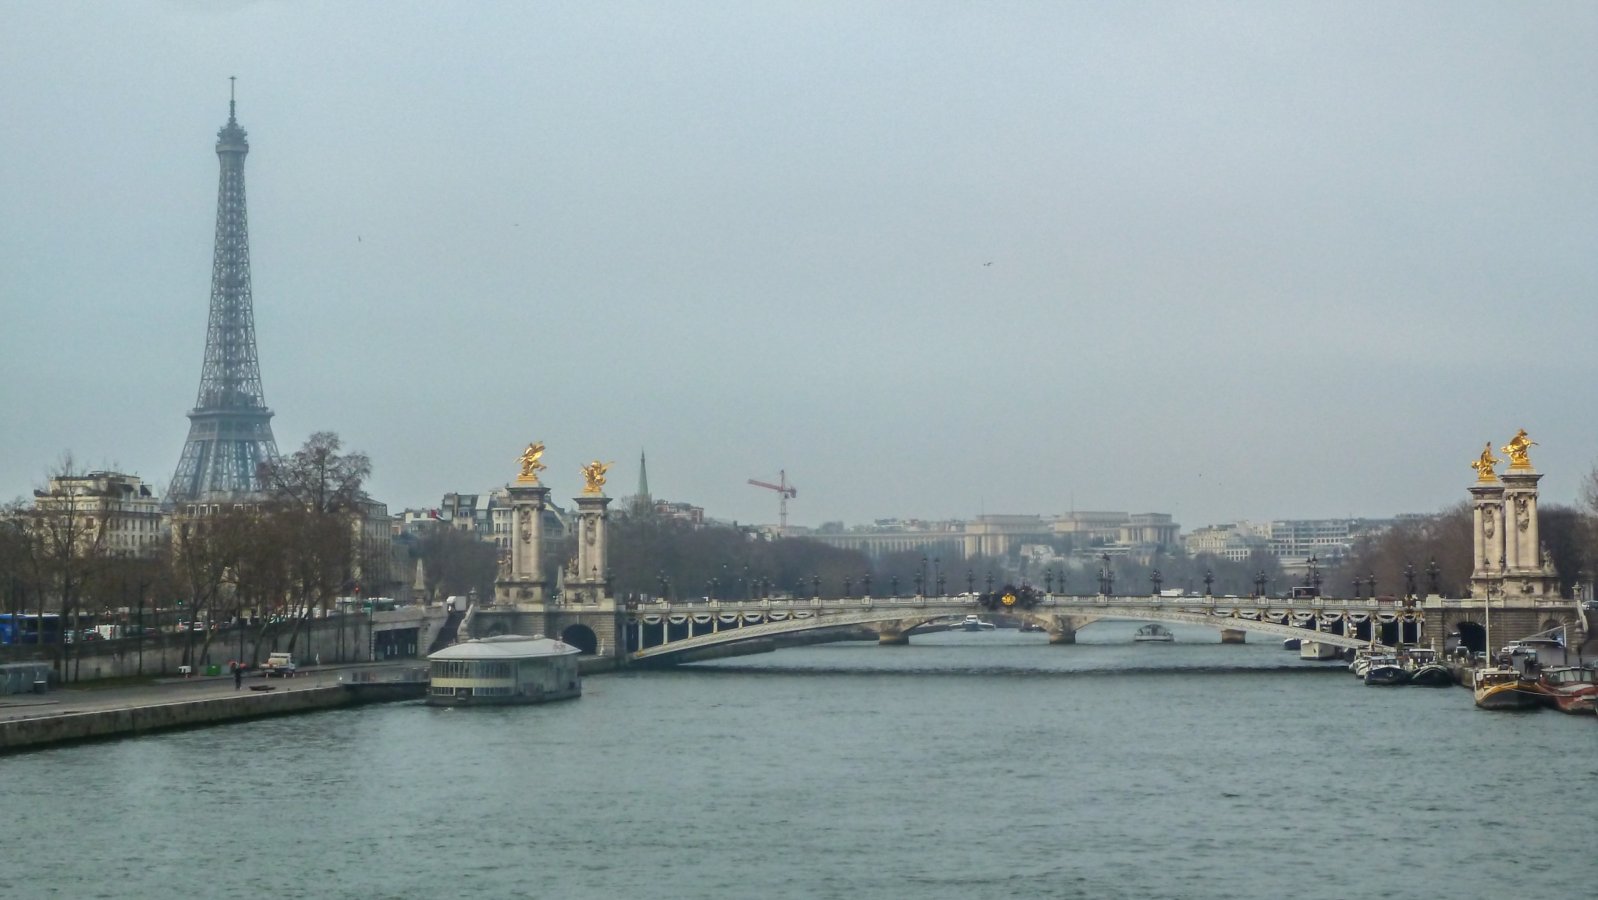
[561,624,599,655]
[1455,621,1485,653]
[625,597,1389,664]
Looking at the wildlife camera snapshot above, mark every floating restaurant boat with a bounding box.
[426,634,581,706]
[1133,623,1174,643]
[1471,667,1542,711]
[1528,666,1598,714]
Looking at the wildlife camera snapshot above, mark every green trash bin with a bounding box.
[204,664,221,677]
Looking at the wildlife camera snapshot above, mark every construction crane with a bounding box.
[747,470,797,535]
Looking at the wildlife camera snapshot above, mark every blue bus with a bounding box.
[0,614,63,645]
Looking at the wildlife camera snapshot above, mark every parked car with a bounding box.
[259,652,297,677]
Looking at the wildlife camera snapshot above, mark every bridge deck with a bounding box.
[624,593,1467,661]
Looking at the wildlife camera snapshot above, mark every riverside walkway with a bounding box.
[0,662,425,752]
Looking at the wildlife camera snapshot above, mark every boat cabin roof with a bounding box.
[428,634,579,661]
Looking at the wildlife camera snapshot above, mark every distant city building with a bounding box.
[805,519,966,559]
[1267,518,1393,564]
[422,490,567,553]
[30,472,166,558]
[1183,521,1270,562]
[653,500,705,526]
[354,498,395,595]
[807,512,1180,561]
[1049,511,1180,550]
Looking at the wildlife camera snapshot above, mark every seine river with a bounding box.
[4,623,1594,900]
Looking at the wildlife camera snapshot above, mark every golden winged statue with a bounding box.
[1470,442,1500,483]
[581,460,613,495]
[517,441,547,485]
[1501,429,1536,471]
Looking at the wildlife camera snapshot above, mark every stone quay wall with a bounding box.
[0,682,422,754]
[1,617,379,682]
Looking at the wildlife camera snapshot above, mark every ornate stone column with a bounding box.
[1467,441,1505,600]
[496,442,551,608]
[1500,471,1542,577]
[572,492,613,604]
[1497,429,1559,599]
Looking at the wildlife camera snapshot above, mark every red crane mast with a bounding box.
[747,470,797,535]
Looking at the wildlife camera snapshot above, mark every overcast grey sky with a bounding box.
[2,2,1595,529]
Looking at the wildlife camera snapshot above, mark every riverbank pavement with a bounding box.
[0,660,405,725]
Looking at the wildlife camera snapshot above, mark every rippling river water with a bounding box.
[4,623,1594,899]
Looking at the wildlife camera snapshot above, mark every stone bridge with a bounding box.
[624,593,1470,663]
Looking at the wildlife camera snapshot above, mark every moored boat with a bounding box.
[1405,648,1454,687]
[1528,666,1598,714]
[1472,667,1542,711]
[1298,640,1340,660]
[960,615,997,632]
[1349,647,1382,678]
[1281,638,1302,651]
[1364,655,1409,686]
[1133,623,1174,642]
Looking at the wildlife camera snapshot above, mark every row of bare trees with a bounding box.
[0,434,375,680]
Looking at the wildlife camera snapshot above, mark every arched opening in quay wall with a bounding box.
[561,624,599,655]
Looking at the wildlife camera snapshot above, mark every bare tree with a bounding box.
[260,432,372,661]
[19,456,111,680]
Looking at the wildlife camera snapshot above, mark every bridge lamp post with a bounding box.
[891,575,899,598]
[1150,569,1161,596]
[933,557,942,596]
[843,577,852,599]
[920,557,928,597]
[967,570,975,595]
[1044,572,1054,593]
[986,572,994,594]
[914,570,924,597]
[1204,569,1214,598]
[1426,557,1441,596]
[1254,571,1267,598]
[862,574,871,598]
[1368,572,1377,600]
[811,575,821,599]
[1404,563,1417,601]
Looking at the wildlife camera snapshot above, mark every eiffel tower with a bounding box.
[168,81,279,505]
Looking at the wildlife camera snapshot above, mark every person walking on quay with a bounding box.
[233,662,243,690]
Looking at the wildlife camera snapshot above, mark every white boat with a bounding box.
[1298,641,1341,661]
[1133,623,1174,642]
[960,615,996,632]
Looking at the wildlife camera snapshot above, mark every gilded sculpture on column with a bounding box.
[517,441,547,484]
[581,460,613,495]
[1501,429,1536,471]
[1470,442,1500,483]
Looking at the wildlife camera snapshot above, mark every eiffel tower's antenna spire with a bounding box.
[229,76,236,123]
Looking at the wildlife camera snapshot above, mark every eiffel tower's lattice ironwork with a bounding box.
[168,84,278,504]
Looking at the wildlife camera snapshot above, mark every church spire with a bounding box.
[633,450,652,516]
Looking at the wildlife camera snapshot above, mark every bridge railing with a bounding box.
[628,593,1428,616]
